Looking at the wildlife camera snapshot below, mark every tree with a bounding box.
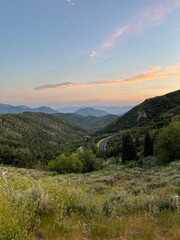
[48,154,83,173]
[154,121,180,164]
[78,149,103,172]
[121,132,136,163]
[143,132,153,157]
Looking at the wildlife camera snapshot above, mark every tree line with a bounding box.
[121,121,179,164]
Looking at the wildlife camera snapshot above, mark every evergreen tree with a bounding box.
[121,132,136,163]
[143,132,153,157]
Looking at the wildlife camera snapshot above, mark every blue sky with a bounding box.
[0,0,180,107]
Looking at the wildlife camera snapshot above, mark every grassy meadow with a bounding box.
[0,159,180,240]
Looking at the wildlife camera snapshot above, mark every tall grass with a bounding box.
[0,160,180,239]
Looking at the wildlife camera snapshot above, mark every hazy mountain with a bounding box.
[99,89,180,134]
[30,106,59,114]
[54,113,118,131]
[88,106,134,115]
[0,103,59,114]
[74,107,108,117]
[57,107,81,113]
[57,106,133,115]
[0,112,88,167]
[0,103,132,116]
[0,103,31,114]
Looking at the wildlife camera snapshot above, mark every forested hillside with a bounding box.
[0,112,87,167]
[99,89,180,134]
[54,113,118,131]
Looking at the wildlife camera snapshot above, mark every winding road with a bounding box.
[98,136,112,151]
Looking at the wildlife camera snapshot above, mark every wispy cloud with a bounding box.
[146,66,161,73]
[90,0,180,57]
[35,64,180,90]
[134,0,180,31]
[101,25,129,50]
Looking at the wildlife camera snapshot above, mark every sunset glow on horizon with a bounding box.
[0,0,180,108]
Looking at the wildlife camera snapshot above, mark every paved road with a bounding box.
[98,136,112,151]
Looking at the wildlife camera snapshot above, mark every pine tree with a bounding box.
[121,132,136,163]
[144,132,153,157]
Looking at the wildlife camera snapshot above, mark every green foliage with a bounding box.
[121,132,136,163]
[155,121,180,164]
[78,150,103,172]
[103,136,122,157]
[0,144,35,167]
[48,154,83,173]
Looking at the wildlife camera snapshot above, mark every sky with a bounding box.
[0,0,180,108]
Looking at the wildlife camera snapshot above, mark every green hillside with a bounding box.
[99,89,180,134]
[0,112,88,167]
[54,113,118,131]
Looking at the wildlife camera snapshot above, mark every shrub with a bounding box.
[142,156,157,169]
[159,194,179,211]
[103,191,127,216]
[48,154,83,174]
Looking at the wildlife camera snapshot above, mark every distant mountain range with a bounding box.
[57,106,133,115]
[0,103,132,117]
[0,103,58,114]
[99,89,180,134]
[54,113,118,131]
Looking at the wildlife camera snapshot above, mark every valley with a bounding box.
[0,89,179,239]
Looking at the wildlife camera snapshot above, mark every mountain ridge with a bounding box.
[98,89,180,134]
[54,112,118,131]
[0,103,59,114]
[57,106,133,115]
[74,107,108,117]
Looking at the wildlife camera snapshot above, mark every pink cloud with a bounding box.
[35,64,180,90]
[146,66,161,73]
[34,82,83,90]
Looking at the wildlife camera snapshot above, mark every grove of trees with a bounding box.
[48,150,103,174]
